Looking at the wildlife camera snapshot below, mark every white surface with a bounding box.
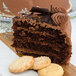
[0,18,76,76]
[70,18,76,66]
[0,41,38,76]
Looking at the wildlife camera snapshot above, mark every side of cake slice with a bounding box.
[12,6,72,65]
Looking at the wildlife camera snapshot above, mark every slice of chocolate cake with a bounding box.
[12,6,72,65]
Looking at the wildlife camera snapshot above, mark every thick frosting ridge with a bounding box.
[51,13,68,25]
[50,5,67,13]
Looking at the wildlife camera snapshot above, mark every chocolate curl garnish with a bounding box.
[51,13,68,25]
[30,7,50,14]
[50,5,67,14]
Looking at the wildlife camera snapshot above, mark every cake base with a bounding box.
[0,32,76,76]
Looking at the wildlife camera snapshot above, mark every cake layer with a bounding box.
[12,23,61,34]
[16,48,61,65]
[12,37,64,52]
[16,51,69,64]
[15,47,71,64]
[13,38,71,55]
[12,22,62,40]
[13,29,67,45]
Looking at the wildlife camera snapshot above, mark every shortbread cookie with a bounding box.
[38,63,64,76]
[32,56,51,70]
[9,56,34,73]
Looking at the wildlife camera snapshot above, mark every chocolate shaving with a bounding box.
[51,13,68,25]
[30,7,50,14]
[50,5,67,14]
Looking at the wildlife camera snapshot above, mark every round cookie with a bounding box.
[38,63,64,76]
[9,56,34,73]
[32,56,51,70]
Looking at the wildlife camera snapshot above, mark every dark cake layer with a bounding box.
[12,6,72,65]
[15,46,71,64]
[13,30,65,44]
[12,28,69,50]
[16,51,67,64]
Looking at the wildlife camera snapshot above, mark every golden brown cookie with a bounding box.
[32,56,51,70]
[9,56,34,73]
[38,63,64,76]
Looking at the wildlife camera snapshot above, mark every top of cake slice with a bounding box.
[13,6,70,36]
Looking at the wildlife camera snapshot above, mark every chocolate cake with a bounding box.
[2,0,72,15]
[12,6,72,65]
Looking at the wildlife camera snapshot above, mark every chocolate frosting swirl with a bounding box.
[50,5,67,13]
[51,13,68,25]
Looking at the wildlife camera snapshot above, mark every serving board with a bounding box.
[0,32,76,76]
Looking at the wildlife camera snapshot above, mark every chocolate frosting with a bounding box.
[51,13,68,25]
[30,7,49,12]
[30,6,68,26]
[50,5,67,13]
